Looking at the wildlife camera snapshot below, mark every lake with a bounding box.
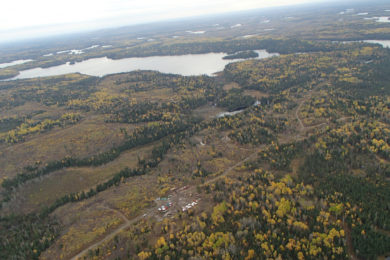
[340,40,390,49]
[363,40,390,48]
[0,59,33,69]
[364,16,390,23]
[10,50,278,80]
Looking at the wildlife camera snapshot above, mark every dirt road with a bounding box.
[71,207,153,260]
[203,151,259,186]
[70,150,258,259]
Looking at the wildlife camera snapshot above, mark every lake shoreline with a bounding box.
[6,50,278,80]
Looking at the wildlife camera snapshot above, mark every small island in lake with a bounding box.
[222,50,259,60]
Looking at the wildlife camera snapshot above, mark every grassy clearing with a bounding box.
[223,82,241,91]
[7,143,155,214]
[0,102,50,119]
[243,89,270,99]
[192,105,225,119]
[41,173,160,260]
[131,88,177,102]
[0,115,137,179]
[41,206,123,260]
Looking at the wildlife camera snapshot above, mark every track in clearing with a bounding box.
[71,151,258,259]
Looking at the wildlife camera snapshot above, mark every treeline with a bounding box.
[0,117,23,132]
[41,167,145,217]
[107,38,355,60]
[1,113,82,144]
[217,88,255,112]
[113,71,180,86]
[0,214,59,260]
[43,139,178,216]
[223,50,259,60]
[1,118,195,192]
[107,96,207,124]
[0,75,97,110]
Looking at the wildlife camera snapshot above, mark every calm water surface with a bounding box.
[11,50,278,80]
[0,59,33,69]
[340,40,390,49]
[363,40,390,48]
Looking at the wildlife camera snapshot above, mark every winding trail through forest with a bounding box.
[294,90,348,132]
[295,95,307,131]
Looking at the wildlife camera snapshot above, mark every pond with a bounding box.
[216,110,245,118]
[216,100,262,118]
[10,50,278,80]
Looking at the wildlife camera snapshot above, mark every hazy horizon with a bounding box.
[0,0,332,43]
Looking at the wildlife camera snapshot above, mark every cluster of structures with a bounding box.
[157,197,173,213]
[155,185,201,216]
[182,199,199,212]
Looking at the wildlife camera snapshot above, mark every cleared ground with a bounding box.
[0,115,138,179]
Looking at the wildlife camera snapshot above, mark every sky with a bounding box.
[0,0,323,42]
